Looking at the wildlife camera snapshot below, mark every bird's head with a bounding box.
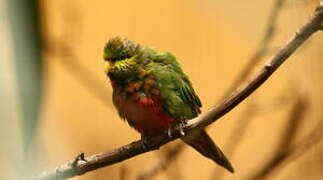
[104,37,140,79]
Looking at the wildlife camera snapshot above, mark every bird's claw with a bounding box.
[179,126,185,136]
[167,125,184,138]
[179,119,186,136]
[167,128,172,138]
[71,152,87,167]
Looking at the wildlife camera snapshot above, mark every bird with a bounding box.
[103,37,234,173]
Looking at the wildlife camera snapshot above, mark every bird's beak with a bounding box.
[104,61,114,71]
[104,61,110,71]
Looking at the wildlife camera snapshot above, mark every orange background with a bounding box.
[34,0,323,179]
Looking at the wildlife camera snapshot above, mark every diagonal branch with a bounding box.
[33,5,323,180]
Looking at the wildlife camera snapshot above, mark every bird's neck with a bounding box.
[107,57,138,85]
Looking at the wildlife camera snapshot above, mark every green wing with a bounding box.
[180,77,201,109]
[146,51,201,121]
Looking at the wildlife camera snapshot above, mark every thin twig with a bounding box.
[42,1,113,109]
[251,119,323,180]
[45,41,113,109]
[119,166,128,180]
[249,97,308,180]
[135,143,185,180]
[136,144,185,180]
[32,5,323,180]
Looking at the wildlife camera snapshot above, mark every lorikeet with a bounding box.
[103,37,234,172]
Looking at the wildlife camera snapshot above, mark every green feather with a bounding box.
[145,52,202,120]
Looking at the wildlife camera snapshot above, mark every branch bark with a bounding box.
[33,4,323,180]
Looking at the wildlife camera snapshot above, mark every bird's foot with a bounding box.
[179,119,186,136]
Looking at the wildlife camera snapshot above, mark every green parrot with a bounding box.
[103,37,234,172]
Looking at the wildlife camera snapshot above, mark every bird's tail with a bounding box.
[181,129,234,173]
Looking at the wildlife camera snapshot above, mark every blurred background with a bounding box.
[1,0,323,179]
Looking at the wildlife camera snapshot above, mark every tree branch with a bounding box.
[33,5,323,180]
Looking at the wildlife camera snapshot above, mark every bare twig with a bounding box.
[136,144,184,180]
[249,97,308,180]
[250,119,323,180]
[119,166,128,180]
[42,1,113,109]
[135,143,185,180]
[33,5,323,180]
[45,41,113,109]
[275,98,307,151]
